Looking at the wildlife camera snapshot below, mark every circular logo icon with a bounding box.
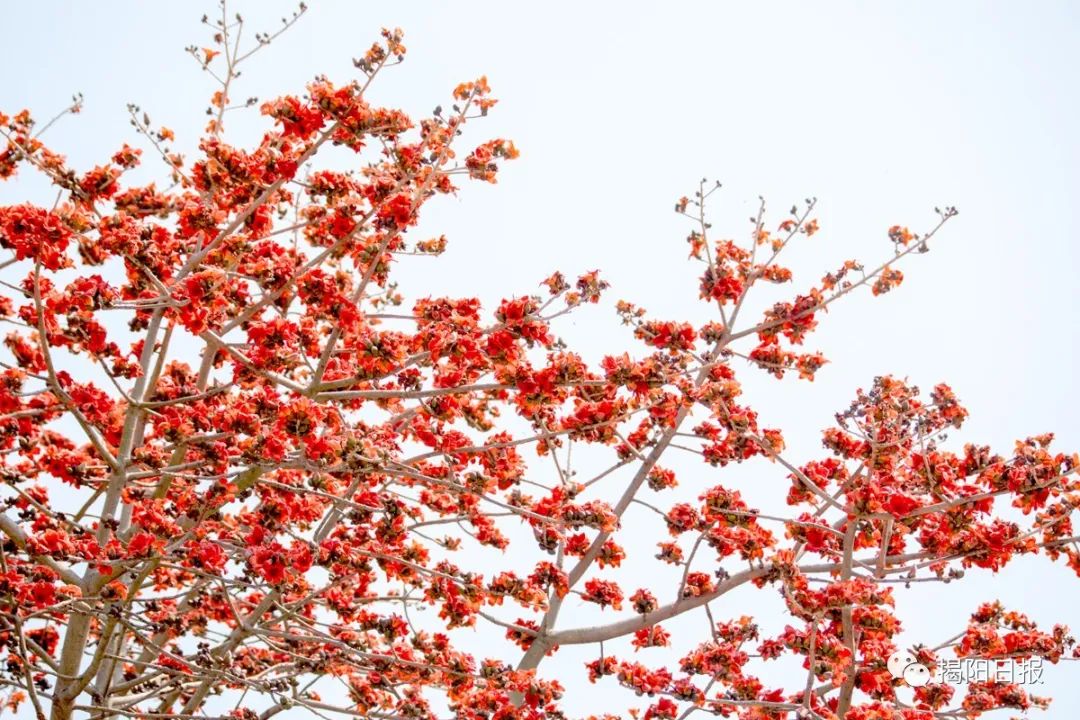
[903,662,931,687]
[888,650,930,687]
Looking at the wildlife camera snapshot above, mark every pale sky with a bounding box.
[2,1,1079,717]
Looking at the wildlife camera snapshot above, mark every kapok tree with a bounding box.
[0,5,1075,720]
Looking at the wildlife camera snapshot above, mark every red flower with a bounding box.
[583,578,624,610]
[250,543,290,585]
[0,204,71,270]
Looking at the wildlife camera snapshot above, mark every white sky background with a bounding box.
[2,0,1080,716]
